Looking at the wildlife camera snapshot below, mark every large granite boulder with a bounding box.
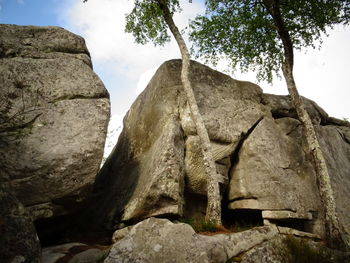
[94,61,187,226]
[105,217,278,263]
[96,59,349,244]
[240,234,350,263]
[106,217,349,262]
[317,125,350,242]
[93,59,266,227]
[0,24,110,220]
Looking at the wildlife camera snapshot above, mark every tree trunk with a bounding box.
[282,62,347,250]
[263,0,348,250]
[157,0,222,225]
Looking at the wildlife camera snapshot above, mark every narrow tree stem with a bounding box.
[157,0,222,225]
[263,0,348,250]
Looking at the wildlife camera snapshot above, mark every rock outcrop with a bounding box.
[41,242,110,263]
[96,59,350,245]
[239,234,350,263]
[106,217,350,263]
[1,24,348,261]
[105,217,279,263]
[0,24,110,221]
[0,184,41,263]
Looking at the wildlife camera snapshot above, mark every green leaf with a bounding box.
[190,0,350,83]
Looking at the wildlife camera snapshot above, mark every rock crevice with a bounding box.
[92,60,350,248]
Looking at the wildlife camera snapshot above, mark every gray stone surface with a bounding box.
[96,59,349,244]
[239,236,295,263]
[93,60,187,227]
[105,217,278,263]
[68,248,109,263]
[228,116,320,213]
[96,60,267,226]
[42,242,109,263]
[240,235,350,263]
[277,226,321,239]
[262,210,313,220]
[0,24,91,66]
[0,24,110,220]
[0,185,41,263]
[112,226,133,243]
[261,93,329,125]
[317,125,350,243]
[42,243,85,263]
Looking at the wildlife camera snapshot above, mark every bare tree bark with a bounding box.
[263,0,348,250]
[157,0,222,225]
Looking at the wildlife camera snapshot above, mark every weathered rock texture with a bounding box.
[97,59,349,243]
[106,217,349,262]
[0,185,41,263]
[95,61,186,226]
[240,235,350,263]
[105,217,279,263]
[317,125,350,243]
[0,24,110,220]
[41,242,110,263]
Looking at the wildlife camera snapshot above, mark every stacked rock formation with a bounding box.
[96,59,350,243]
[0,24,110,262]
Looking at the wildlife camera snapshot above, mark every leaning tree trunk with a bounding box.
[282,62,347,250]
[263,0,348,250]
[157,0,222,225]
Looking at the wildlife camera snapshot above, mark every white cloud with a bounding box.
[136,67,158,95]
[59,1,349,119]
[102,113,125,164]
[59,0,204,115]
[60,0,202,80]
[290,25,350,119]
[202,25,350,119]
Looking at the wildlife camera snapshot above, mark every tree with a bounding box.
[124,0,223,225]
[190,0,350,250]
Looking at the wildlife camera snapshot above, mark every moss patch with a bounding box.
[284,235,345,263]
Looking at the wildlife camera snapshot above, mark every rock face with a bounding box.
[95,61,186,226]
[105,217,279,263]
[41,242,110,263]
[106,217,350,262]
[0,24,110,220]
[0,185,41,263]
[97,59,350,244]
[318,125,350,243]
[240,235,350,263]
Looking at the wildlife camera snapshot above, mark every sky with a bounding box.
[1,0,350,126]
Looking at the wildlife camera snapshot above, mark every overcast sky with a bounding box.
[1,0,349,123]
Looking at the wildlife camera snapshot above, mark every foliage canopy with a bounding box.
[125,0,181,46]
[189,0,350,83]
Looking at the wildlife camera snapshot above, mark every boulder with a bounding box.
[41,242,110,263]
[105,217,278,263]
[93,60,187,226]
[0,185,41,263]
[95,60,266,227]
[0,24,110,220]
[96,59,349,244]
[240,235,350,263]
[106,218,350,263]
[227,116,322,233]
[317,125,350,242]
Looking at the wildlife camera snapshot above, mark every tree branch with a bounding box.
[262,0,294,68]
